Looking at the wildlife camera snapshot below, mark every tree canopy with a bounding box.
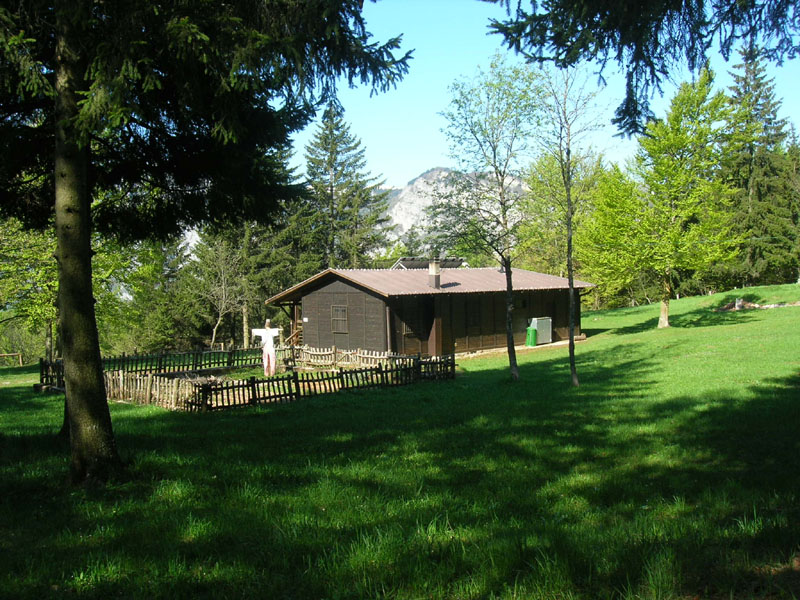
[304,102,393,269]
[582,69,737,327]
[0,1,410,237]
[486,0,799,134]
[0,0,410,483]
[431,55,545,381]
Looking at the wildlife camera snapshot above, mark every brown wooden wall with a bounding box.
[388,289,581,355]
[301,280,388,352]
[300,278,581,356]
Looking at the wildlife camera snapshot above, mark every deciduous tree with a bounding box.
[583,70,736,328]
[430,54,544,381]
[525,67,602,386]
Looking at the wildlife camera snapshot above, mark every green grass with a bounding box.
[2,284,799,599]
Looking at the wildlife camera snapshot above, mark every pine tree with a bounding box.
[304,103,393,269]
[722,44,798,286]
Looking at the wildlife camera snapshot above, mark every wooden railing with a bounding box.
[0,352,23,366]
[40,347,263,388]
[186,355,456,412]
[102,354,456,412]
[40,346,455,397]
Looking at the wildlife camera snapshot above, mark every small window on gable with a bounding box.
[331,305,348,333]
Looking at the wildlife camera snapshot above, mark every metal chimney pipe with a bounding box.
[428,256,441,289]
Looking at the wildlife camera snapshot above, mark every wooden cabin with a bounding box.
[265,260,592,356]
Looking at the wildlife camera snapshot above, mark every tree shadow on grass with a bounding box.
[609,304,759,335]
[3,344,800,598]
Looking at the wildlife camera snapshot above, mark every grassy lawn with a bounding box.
[1,284,799,599]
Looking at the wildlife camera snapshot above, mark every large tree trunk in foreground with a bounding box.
[503,257,520,381]
[55,4,122,483]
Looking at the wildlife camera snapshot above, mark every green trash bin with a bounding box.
[525,326,537,347]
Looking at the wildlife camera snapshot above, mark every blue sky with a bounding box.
[290,0,800,189]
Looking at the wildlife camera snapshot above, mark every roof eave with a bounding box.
[265,269,392,306]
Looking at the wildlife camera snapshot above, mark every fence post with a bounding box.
[227,349,234,367]
[291,370,300,401]
[338,367,346,391]
[201,383,211,412]
[378,363,386,387]
[249,376,257,405]
[332,345,337,368]
[145,374,154,404]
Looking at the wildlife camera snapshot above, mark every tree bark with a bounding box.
[564,148,580,387]
[242,303,250,349]
[503,257,520,381]
[241,223,251,347]
[55,3,122,483]
[658,274,672,328]
[45,319,54,364]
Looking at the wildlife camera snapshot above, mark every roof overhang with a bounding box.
[265,269,391,306]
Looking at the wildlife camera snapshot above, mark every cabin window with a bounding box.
[331,305,348,333]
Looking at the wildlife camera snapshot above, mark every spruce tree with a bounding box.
[304,103,393,269]
[723,44,798,285]
[0,1,408,483]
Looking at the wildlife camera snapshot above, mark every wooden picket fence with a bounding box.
[40,348,262,389]
[103,371,197,411]
[186,354,455,412]
[41,345,424,388]
[277,345,413,370]
[101,347,263,374]
[100,354,456,412]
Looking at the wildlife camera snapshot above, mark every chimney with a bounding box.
[428,255,441,289]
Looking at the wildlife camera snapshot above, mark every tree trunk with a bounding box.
[242,303,250,349]
[241,222,251,347]
[564,147,579,387]
[45,319,54,364]
[55,3,122,483]
[210,315,223,349]
[565,173,579,386]
[502,257,520,381]
[658,274,672,328]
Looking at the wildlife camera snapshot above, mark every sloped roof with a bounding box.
[390,257,465,269]
[266,267,592,305]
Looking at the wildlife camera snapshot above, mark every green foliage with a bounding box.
[304,102,394,268]
[3,285,800,598]
[0,216,144,356]
[181,233,247,348]
[101,240,195,355]
[0,217,57,330]
[520,157,574,276]
[431,54,543,263]
[487,0,800,135]
[579,166,643,303]
[0,1,411,236]
[582,70,738,324]
[720,45,798,286]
